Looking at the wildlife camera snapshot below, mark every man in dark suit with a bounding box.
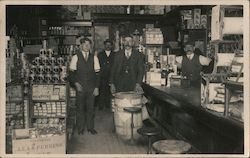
[97,39,115,110]
[110,35,144,93]
[69,37,100,135]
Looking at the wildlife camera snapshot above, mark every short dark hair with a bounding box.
[80,37,92,44]
[123,33,133,38]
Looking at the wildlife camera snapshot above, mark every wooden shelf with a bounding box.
[62,21,92,26]
[31,116,66,119]
[92,13,179,24]
[32,99,66,102]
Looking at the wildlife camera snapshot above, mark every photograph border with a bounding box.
[0,0,249,157]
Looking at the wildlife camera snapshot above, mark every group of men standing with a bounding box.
[68,34,211,136]
[69,35,144,135]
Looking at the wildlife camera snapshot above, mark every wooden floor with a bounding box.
[67,109,149,154]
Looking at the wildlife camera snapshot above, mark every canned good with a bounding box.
[37,65,44,74]
[52,74,59,83]
[30,65,37,73]
[33,57,40,65]
[53,66,60,74]
[44,65,52,74]
[37,74,44,83]
[57,57,64,65]
[47,49,54,58]
[44,74,52,83]
[40,49,46,57]
[41,56,48,65]
[49,57,56,65]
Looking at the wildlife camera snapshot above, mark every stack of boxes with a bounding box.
[144,6,165,15]
[32,85,66,100]
[180,8,207,29]
[6,85,24,135]
[33,102,66,117]
[144,28,164,44]
[29,50,67,84]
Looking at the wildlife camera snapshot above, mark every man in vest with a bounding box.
[69,37,100,135]
[97,39,115,111]
[176,41,211,87]
[110,35,144,93]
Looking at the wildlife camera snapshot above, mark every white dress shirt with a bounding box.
[69,51,100,72]
[176,53,211,68]
[105,50,111,57]
[125,49,132,58]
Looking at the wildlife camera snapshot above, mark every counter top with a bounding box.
[142,83,243,129]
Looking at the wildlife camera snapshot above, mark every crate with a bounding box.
[12,129,65,154]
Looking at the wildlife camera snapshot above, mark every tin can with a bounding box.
[37,74,44,83]
[53,66,60,74]
[44,74,52,83]
[49,57,56,65]
[37,65,44,74]
[41,56,48,65]
[52,74,60,83]
[33,57,41,65]
[44,65,52,74]
[40,49,46,57]
[57,57,64,65]
[47,49,54,58]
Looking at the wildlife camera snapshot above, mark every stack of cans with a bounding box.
[29,49,67,83]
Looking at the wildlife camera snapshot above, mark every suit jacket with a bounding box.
[110,49,144,92]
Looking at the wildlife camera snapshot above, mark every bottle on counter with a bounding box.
[161,68,166,86]
[156,59,161,69]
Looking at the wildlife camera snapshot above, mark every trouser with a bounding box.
[76,88,95,131]
[98,83,111,109]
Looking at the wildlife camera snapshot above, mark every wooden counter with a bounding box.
[142,83,244,153]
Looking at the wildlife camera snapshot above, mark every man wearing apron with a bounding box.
[176,42,211,87]
[69,37,100,135]
[110,35,144,93]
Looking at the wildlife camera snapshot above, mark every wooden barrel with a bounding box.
[114,91,143,140]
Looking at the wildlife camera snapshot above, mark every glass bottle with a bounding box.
[156,59,161,69]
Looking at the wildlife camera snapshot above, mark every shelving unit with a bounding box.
[29,83,68,154]
[224,81,243,123]
[178,7,211,55]
[6,84,25,136]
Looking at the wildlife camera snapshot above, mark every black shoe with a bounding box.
[88,129,97,135]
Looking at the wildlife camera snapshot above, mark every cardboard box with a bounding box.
[193,9,201,26]
[200,15,207,28]
[12,129,66,154]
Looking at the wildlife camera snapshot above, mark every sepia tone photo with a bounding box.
[0,0,249,157]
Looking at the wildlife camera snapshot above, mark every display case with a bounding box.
[224,81,243,122]
[6,83,27,154]
[178,6,211,55]
[28,83,68,154]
